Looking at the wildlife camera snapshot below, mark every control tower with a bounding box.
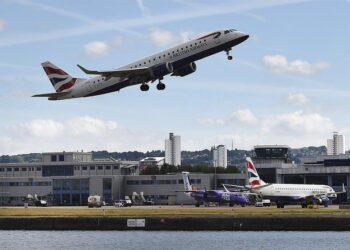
[252,145,292,183]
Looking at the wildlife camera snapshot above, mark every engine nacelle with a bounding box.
[150,62,173,79]
[172,62,197,77]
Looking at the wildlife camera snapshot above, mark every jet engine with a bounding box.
[150,62,173,79]
[172,62,197,77]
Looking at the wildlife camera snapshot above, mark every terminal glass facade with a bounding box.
[52,179,89,206]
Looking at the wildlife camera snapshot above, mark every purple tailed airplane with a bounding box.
[182,172,249,207]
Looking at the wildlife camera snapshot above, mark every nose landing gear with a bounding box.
[225,49,233,60]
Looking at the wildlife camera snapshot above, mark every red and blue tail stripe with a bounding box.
[246,157,265,186]
[41,61,77,93]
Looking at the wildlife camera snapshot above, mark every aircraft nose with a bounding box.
[233,31,249,45]
[239,32,249,42]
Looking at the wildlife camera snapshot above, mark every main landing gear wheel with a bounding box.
[156,82,166,90]
[140,84,149,91]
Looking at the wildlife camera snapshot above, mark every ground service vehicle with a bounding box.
[88,195,103,208]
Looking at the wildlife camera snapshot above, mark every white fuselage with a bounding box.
[253,183,336,202]
[60,29,248,99]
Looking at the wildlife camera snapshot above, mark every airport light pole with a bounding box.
[214,160,217,189]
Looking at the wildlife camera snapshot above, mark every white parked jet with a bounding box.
[33,29,249,100]
[229,157,346,208]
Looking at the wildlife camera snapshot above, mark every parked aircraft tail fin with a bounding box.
[246,157,266,187]
[181,172,192,196]
[41,61,82,93]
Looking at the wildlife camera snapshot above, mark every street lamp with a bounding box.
[214,160,217,189]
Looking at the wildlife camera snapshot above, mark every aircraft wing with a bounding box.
[77,64,149,78]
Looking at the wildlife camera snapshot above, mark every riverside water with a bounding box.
[1,231,350,250]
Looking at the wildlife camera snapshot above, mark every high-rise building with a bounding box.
[212,145,227,168]
[327,132,345,155]
[165,133,181,166]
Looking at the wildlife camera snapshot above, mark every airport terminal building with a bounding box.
[253,145,350,202]
[2,149,350,206]
[278,154,350,201]
[0,151,246,206]
[0,152,138,206]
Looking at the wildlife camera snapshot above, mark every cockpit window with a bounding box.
[224,29,237,34]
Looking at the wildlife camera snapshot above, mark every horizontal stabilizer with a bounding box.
[32,91,70,100]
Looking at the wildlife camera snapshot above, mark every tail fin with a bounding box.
[182,172,192,195]
[41,61,77,93]
[246,157,266,186]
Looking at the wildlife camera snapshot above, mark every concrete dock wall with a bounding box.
[1,216,350,231]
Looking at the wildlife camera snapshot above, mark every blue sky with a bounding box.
[0,0,349,154]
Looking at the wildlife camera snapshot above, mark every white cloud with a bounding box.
[261,111,334,134]
[17,119,65,138]
[67,116,118,136]
[0,18,5,31]
[179,31,193,42]
[287,93,310,105]
[197,109,335,149]
[149,28,196,47]
[231,109,258,125]
[83,36,123,58]
[83,41,111,58]
[263,54,329,75]
[197,117,225,125]
[149,28,174,47]
[0,116,163,154]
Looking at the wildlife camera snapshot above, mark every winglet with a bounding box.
[77,64,90,74]
[77,64,99,75]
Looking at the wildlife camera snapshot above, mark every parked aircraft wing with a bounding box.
[222,184,249,191]
[77,64,149,78]
[250,183,273,190]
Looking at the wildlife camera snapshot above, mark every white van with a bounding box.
[88,195,103,208]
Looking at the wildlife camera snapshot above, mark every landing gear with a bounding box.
[140,84,149,91]
[301,203,307,208]
[156,82,166,90]
[277,202,285,208]
[225,48,233,60]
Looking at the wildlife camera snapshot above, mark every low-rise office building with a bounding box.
[0,152,138,206]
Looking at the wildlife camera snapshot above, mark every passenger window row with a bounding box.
[130,39,207,69]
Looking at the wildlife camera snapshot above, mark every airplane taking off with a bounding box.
[33,28,249,100]
[181,172,249,207]
[235,158,346,208]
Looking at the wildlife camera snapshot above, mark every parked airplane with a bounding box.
[236,157,346,208]
[181,172,249,207]
[33,28,249,100]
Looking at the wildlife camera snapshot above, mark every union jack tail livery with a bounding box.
[41,61,79,93]
[246,157,266,187]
